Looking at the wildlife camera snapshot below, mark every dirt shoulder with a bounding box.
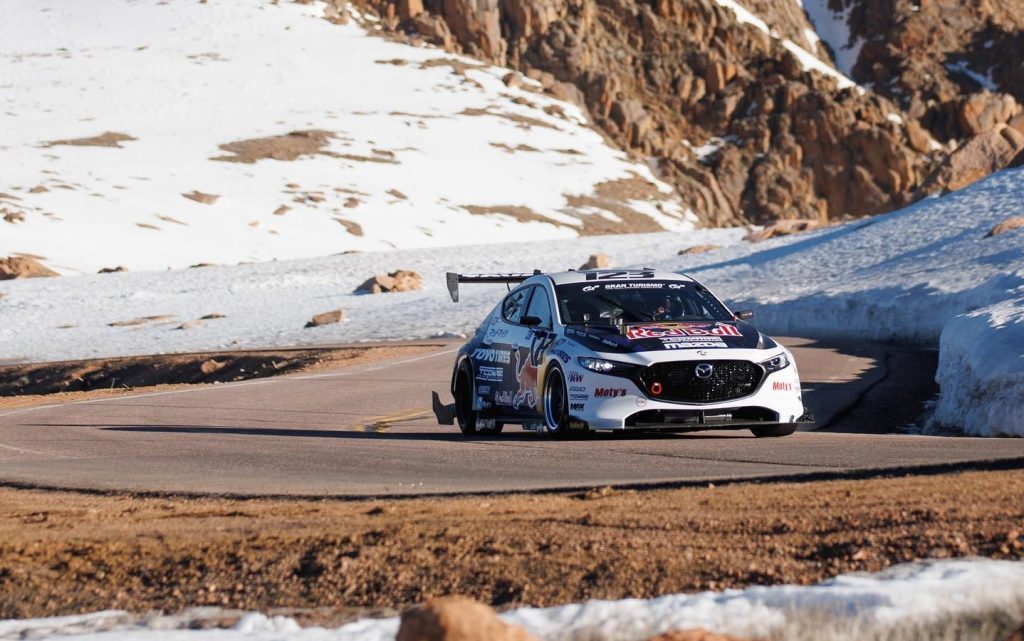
[0,344,436,411]
[1,469,1022,622]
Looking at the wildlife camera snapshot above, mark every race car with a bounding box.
[444,268,813,437]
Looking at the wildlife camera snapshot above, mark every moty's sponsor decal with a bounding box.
[772,381,795,392]
[594,387,628,398]
[626,322,742,340]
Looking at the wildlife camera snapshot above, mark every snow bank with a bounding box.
[931,297,1024,436]
[0,0,692,275]
[2,560,1023,641]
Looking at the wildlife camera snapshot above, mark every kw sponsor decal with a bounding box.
[772,381,795,392]
[477,366,503,382]
[568,371,584,383]
[473,348,511,364]
[594,387,627,398]
[550,349,571,364]
[626,322,742,340]
[584,269,656,281]
[570,402,585,411]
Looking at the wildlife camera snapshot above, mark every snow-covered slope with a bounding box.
[0,0,692,275]
[3,560,1023,641]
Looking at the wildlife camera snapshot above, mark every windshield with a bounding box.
[555,281,733,325]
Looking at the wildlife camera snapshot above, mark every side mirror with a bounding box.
[520,315,543,327]
[734,310,754,321]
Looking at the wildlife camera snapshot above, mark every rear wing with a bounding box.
[446,271,540,302]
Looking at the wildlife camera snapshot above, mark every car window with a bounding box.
[524,285,553,328]
[502,286,531,324]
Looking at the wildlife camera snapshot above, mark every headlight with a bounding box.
[577,357,637,375]
[760,352,790,373]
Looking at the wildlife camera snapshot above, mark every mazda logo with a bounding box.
[695,363,714,379]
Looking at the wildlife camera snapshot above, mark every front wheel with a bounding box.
[542,366,571,437]
[751,424,797,438]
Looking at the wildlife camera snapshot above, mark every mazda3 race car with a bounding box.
[444,268,813,437]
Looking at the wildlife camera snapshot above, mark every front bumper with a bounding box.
[570,356,808,430]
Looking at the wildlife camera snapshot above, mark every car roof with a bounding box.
[544,269,698,286]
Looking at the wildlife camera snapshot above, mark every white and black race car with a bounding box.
[444,268,813,437]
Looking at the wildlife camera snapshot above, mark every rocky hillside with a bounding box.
[349,0,1024,225]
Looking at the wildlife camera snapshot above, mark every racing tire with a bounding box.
[454,363,479,435]
[750,424,797,438]
[542,365,572,438]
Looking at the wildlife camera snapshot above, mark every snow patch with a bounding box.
[932,297,1024,436]
[2,561,1023,641]
[797,0,864,77]
[0,0,693,275]
[946,60,998,92]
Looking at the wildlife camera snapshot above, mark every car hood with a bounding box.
[564,320,771,353]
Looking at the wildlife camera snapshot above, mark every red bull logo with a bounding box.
[626,323,742,340]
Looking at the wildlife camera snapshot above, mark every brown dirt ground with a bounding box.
[1,469,1022,622]
[0,344,434,410]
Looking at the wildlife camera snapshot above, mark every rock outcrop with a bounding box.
[346,0,932,226]
[579,253,610,269]
[305,309,345,328]
[0,256,59,280]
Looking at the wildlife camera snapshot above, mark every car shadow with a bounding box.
[71,424,753,441]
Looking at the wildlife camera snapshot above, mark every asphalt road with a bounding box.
[1,338,1022,497]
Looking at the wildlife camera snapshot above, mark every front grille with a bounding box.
[639,360,764,403]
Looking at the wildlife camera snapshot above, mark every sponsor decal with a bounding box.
[568,385,587,393]
[550,349,571,364]
[584,269,656,281]
[568,371,584,383]
[663,341,725,350]
[510,332,557,410]
[495,390,513,406]
[570,393,589,401]
[772,381,795,392]
[473,348,511,364]
[635,397,647,407]
[570,402,585,411]
[626,322,742,340]
[594,387,628,398]
[568,420,588,430]
[477,385,491,395]
[600,338,621,348]
[553,337,567,347]
[476,366,503,382]
[485,327,510,340]
[601,282,665,290]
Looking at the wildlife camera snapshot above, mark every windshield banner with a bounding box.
[625,322,742,340]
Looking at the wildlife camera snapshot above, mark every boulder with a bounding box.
[987,216,1024,237]
[398,0,424,20]
[642,630,751,641]
[200,359,227,375]
[923,124,1024,193]
[0,256,58,280]
[744,219,820,242]
[396,596,540,641]
[305,309,345,328]
[678,244,721,255]
[579,253,610,269]
[98,266,128,274]
[355,269,422,294]
[957,92,1019,136]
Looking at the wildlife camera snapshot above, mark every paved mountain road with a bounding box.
[1,339,1022,497]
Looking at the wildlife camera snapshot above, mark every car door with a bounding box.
[473,285,534,414]
[509,284,558,417]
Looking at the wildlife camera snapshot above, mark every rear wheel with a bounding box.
[542,366,571,437]
[751,424,797,438]
[454,364,478,435]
